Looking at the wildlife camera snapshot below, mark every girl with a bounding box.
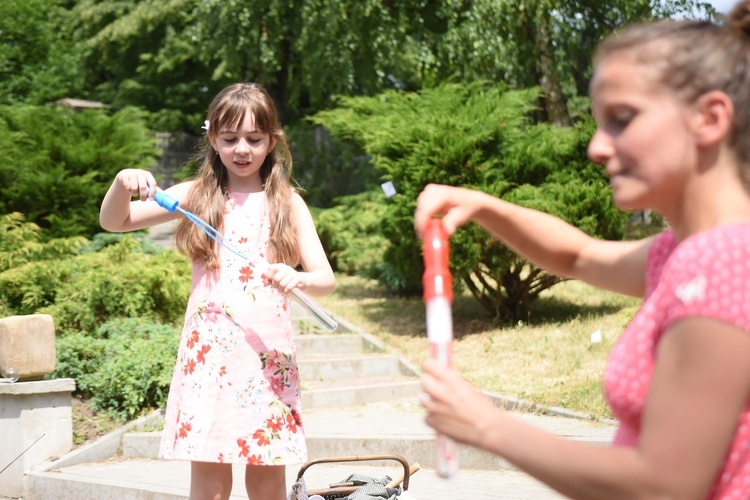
[415,2,750,499]
[100,82,335,500]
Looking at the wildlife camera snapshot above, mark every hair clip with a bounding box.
[201,120,210,132]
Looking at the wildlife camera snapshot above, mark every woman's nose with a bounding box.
[587,128,613,165]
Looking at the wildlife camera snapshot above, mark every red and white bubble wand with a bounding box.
[422,218,459,479]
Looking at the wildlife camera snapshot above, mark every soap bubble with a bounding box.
[2,367,19,383]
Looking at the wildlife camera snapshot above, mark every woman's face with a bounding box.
[587,55,699,215]
[210,112,276,192]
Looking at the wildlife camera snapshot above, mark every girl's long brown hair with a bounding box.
[174,83,299,270]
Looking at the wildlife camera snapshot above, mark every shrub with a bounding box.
[0,234,191,334]
[53,331,108,392]
[0,104,160,239]
[54,318,180,419]
[315,190,390,278]
[0,212,87,275]
[89,318,179,419]
[311,83,629,321]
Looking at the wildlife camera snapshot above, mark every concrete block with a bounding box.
[0,314,56,381]
[0,378,75,498]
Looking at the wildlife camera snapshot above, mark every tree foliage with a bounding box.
[59,0,439,125]
[425,0,717,124]
[2,0,717,128]
[0,105,160,238]
[312,83,629,321]
[0,0,86,105]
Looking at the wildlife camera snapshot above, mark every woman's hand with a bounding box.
[414,184,485,238]
[420,358,502,448]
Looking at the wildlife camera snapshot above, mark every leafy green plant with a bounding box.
[53,332,109,393]
[88,318,179,419]
[311,83,630,322]
[0,104,160,239]
[55,318,180,419]
[0,235,190,334]
[0,213,87,275]
[315,190,390,278]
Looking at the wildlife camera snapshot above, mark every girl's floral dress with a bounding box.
[160,190,306,465]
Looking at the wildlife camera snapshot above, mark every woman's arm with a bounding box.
[415,183,651,297]
[421,317,750,499]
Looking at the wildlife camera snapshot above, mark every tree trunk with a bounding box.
[535,9,572,127]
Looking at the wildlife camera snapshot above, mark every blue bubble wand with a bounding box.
[149,188,338,331]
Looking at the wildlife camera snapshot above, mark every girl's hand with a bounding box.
[114,169,158,201]
[420,358,502,448]
[262,264,305,294]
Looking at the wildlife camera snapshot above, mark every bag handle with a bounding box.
[297,454,415,491]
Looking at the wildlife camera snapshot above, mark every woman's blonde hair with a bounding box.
[593,1,750,183]
[174,82,299,269]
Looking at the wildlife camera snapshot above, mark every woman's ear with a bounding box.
[268,136,277,155]
[694,90,734,147]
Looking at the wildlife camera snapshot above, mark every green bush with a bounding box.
[0,198,188,420]
[0,104,160,239]
[0,213,87,275]
[0,233,190,334]
[89,318,179,419]
[53,331,108,392]
[311,83,629,321]
[54,318,180,419]
[315,190,390,278]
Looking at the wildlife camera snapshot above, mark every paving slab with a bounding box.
[29,457,566,499]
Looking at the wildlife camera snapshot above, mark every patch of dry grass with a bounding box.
[316,275,640,419]
[72,397,123,446]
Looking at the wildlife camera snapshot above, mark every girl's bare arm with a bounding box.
[100,169,193,232]
[263,193,335,297]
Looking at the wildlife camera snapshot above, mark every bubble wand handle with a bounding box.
[422,218,459,479]
[148,188,338,331]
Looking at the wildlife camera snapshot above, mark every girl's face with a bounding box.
[210,112,276,192]
[587,55,699,216]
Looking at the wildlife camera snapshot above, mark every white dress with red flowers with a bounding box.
[159,190,306,465]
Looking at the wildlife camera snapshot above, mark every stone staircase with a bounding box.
[297,331,421,410]
[21,310,433,499]
[21,302,615,499]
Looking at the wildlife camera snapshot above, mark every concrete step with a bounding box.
[295,329,421,410]
[295,333,375,355]
[299,354,413,380]
[302,377,421,409]
[118,398,614,470]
